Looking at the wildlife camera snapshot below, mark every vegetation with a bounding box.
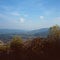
[48,25,60,39]
[10,36,23,49]
[0,25,60,60]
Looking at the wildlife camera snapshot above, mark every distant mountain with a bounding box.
[28,28,49,37]
[0,28,49,42]
[0,29,27,42]
[0,29,27,34]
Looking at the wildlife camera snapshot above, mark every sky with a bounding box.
[0,0,60,30]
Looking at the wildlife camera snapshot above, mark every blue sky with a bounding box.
[0,0,60,30]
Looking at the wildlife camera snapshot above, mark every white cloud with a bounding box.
[40,16,44,19]
[19,18,25,23]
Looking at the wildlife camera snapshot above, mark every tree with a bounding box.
[9,36,24,60]
[48,25,60,42]
[10,36,23,50]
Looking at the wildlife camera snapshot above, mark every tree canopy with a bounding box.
[48,25,60,41]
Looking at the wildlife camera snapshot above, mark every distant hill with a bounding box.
[29,28,49,37]
[0,29,27,34]
[0,28,49,42]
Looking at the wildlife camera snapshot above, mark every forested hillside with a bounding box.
[0,28,48,42]
[0,25,60,60]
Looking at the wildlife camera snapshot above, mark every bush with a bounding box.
[10,36,23,50]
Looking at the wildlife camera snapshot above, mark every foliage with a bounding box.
[0,25,60,60]
[48,25,60,39]
[10,36,23,50]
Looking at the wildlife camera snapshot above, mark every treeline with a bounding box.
[0,25,60,60]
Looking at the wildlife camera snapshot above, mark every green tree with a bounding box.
[10,36,23,50]
[9,36,24,60]
[48,25,60,41]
